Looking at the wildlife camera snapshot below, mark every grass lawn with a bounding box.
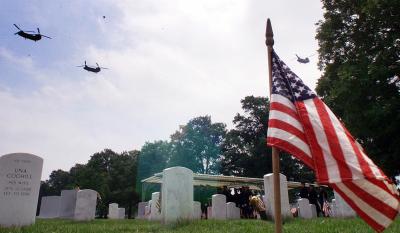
[0,217,399,233]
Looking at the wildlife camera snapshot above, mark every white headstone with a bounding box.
[0,153,43,227]
[207,206,212,219]
[108,203,119,219]
[118,208,125,219]
[145,205,150,220]
[150,192,161,221]
[137,202,147,219]
[226,202,240,219]
[193,201,202,219]
[263,173,292,219]
[333,191,357,217]
[59,189,78,218]
[298,198,312,219]
[330,199,337,217]
[73,189,97,221]
[39,196,61,218]
[161,167,193,223]
[211,194,226,220]
[310,204,317,218]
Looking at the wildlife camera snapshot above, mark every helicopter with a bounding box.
[77,61,108,73]
[295,54,310,64]
[13,24,52,41]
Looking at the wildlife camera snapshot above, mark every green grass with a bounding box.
[0,217,399,233]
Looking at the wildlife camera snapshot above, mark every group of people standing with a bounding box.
[299,183,329,217]
[219,186,267,220]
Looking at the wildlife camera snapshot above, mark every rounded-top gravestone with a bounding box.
[0,153,43,227]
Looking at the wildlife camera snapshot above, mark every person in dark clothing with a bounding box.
[222,186,232,202]
[299,182,309,199]
[318,187,328,217]
[308,186,321,217]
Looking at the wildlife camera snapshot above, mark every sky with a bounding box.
[0,0,324,179]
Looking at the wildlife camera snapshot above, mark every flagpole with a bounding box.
[266,18,282,233]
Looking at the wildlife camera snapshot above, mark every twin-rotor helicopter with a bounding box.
[13,24,109,73]
[76,61,108,73]
[14,24,52,41]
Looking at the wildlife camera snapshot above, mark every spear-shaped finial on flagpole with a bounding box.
[265,18,282,233]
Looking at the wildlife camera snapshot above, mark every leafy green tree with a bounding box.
[168,116,226,174]
[221,96,314,181]
[316,0,400,177]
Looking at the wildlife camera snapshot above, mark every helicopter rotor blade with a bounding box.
[96,63,99,67]
[37,28,40,34]
[41,35,52,39]
[76,65,85,67]
[100,67,109,69]
[13,24,21,30]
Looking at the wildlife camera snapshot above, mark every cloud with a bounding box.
[0,0,323,179]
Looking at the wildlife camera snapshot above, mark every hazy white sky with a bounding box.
[0,0,323,179]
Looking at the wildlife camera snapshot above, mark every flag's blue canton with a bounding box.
[271,51,316,102]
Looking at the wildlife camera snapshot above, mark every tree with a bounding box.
[316,0,400,177]
[221,96,314,181]
[168,116,226,174]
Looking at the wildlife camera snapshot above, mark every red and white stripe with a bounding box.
[267,94,400,232]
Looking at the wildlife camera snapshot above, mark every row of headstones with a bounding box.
[108,203,125,219]
[209,194,241,219]
[38,189,98,221]
[136,167,293,222]
[295,191,357,219]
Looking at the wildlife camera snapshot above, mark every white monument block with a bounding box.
[298,198,312,219]
[333,191,357,217]
[39,196,61,218]
[137,201,147,219]
[0,153,43,227]
[59,189,78,218]
[207,206,212,219]
[226,202,240,219]
[74,189,97,221]
[263,173,292,219]
[310,204,317,218]
[108,203,119,219]
[211,194,226,220]
[193,201,202,219]
[161,167,193,223]
[118,208,125,219]
[150,192,161,221]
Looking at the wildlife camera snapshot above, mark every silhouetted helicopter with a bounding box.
[13,24,52,41]
[295,54,310,64]
[77,61,108,73]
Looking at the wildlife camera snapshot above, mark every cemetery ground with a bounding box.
[1,217,399,233]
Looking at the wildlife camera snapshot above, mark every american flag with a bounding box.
[267,50,399,232]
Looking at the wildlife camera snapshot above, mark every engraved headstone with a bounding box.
[161,167,193,223]
[73,189,97,221]
[263,173,292,219]
[310,204,317,218]
[118,208,125,219]
[207,206,212,219]
[145,205,150,220]
[193,201,202,219]
[39,196,61,218]
[59,189,77,218]
[226,202,240,219]
[298,198,312,219]
[211,194,226,219]
[333,191,357,217]
[108,203,119,219]
[150,192,161,221]
[0,153,43,227]
[137,201,147,219]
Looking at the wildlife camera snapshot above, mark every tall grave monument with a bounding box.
[161,167,193,223]
[0,153,43,227]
